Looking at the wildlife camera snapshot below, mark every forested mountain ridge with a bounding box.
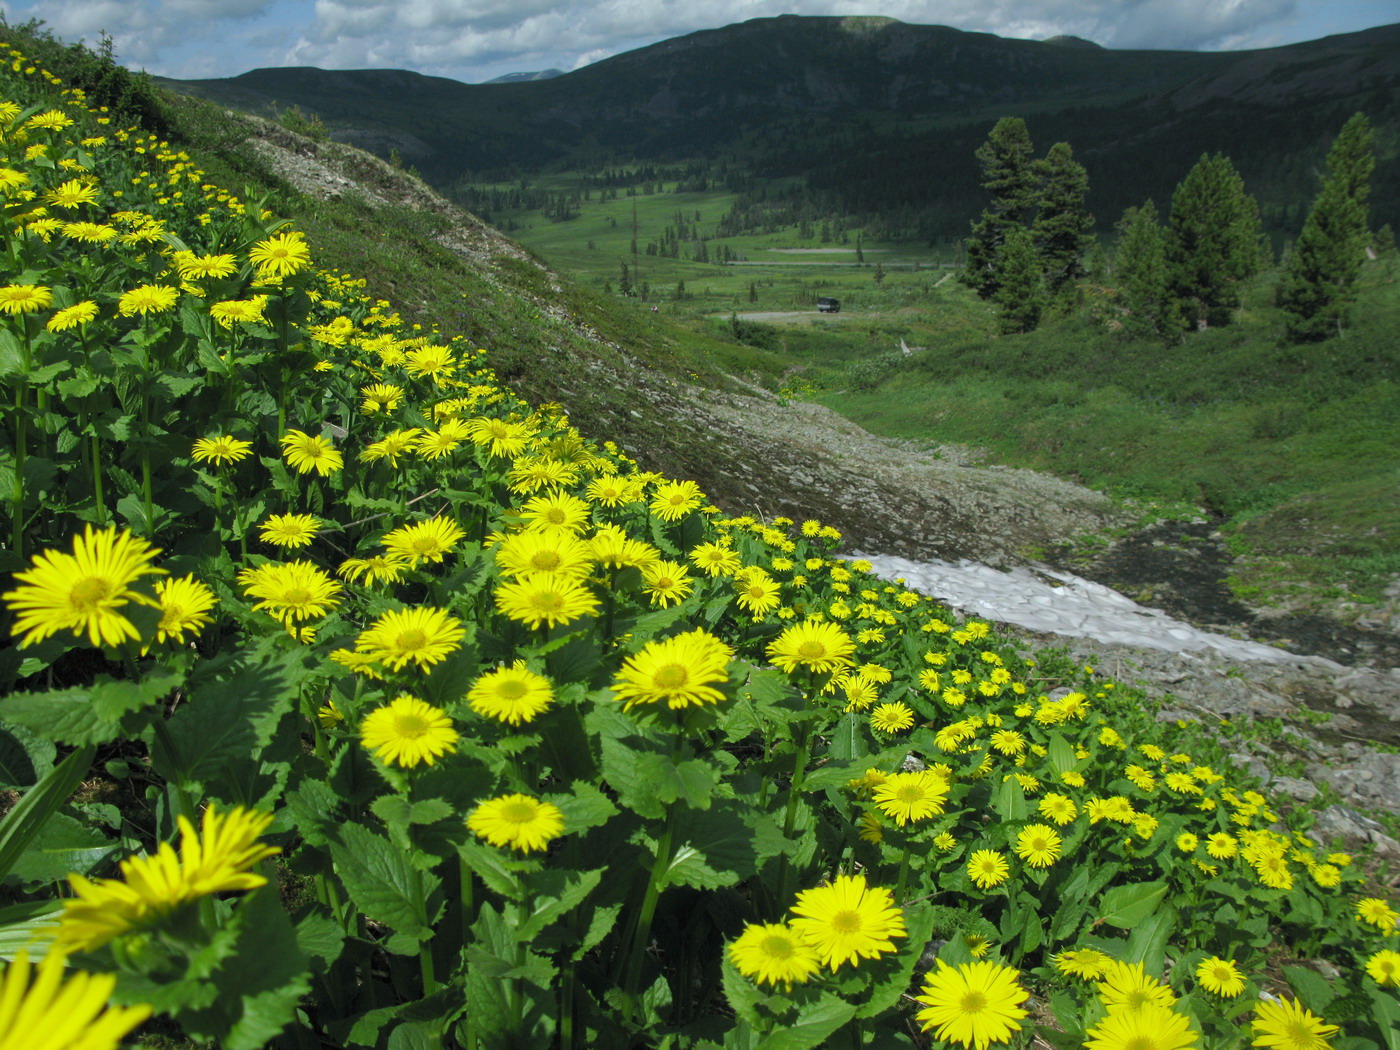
[157,16,1400,240]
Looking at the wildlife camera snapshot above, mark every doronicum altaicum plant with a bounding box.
[0,29,1396,1050]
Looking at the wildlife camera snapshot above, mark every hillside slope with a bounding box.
[221,105,1122,566]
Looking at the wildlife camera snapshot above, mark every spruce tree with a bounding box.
[1164,153,1263,328]
[1113,201,1173,338]
[1032,141,1094,301]
[991,225,1046,334]
[962,117,1037,299]
[1277,113,1375,342]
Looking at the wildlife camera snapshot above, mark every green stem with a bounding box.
[11,375,25,558]
[621,802,679,1006]
[894,845,912,904]
[91,431,106,525]
[140,391,154,537]
[776,721,814,906]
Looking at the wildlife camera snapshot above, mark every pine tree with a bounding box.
[1277,113,1375,342]
[992,225,1046,334]
[1164,153,1263,328]
[1032,141,1094,301]
[962,117,1037,299]
[1113,201,1174,338]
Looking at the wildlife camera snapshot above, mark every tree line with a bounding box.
[961,113,1380,342]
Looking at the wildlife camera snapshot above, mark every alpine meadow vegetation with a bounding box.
[0,29,1397,1050]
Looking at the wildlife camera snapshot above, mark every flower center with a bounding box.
[796,640,827,660]
[159,605,184,629]
[544,508,567,524]
[501,801,537,824]
[960,991,987,1014]
[410,537,440,554]
[283,587,312,606]
[532,552,562,570]
[394,714,429,739]
[397,629,427,651]
[829,909,862,934]
[69,576,112,611]
[653,664,689,689]
[497,679,528,701]
[761,935,794,959]
[532,591,564,613]
[1123,1039,1154,1050]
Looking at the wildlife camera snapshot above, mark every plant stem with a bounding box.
[776,720,814,906]
[621,800,678,1008]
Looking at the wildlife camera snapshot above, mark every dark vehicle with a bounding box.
[817,297,841,313]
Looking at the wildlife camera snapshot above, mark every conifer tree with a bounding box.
[1277,112,1375,342]
[962,117,1037,299]
[992,225,1046,333]
[1164,153,1263,328]
[1032,141,1094,302]
[1113,201,1174,338]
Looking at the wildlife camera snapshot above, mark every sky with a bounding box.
[3,0,1396,84]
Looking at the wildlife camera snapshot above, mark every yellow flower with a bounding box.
[259,512,322,548]
[467,793,565,853]
[360,693,458,768]
[0,283,52,314]
[611,628,731,711]
[381,516,465,567]
[869,701,916,734]
[1356,897,1400,932]
[117,284,178,316]
[468,661,554,725]
[354,606,465,672]
[249,230,311,279]
[54,806,278,952]
[45,300,98,331]
[766,619,855,675]
[1250,996,1337,1050]
[209,296,268,327]
[0,949,151,1050]
[729,922,821,991]
[149,574,217,647]
[788,874,905,971]
[191,434,253,464]
[872,769,947,825]
[237,560,343,629]
[3,526,164,649]
[1084,1002,1197,1050]
[914,960,1029,1050]
[495,571,600,630]
[1195,956,1245,997]
[642,558,693,608]
[1366,948,1400,988]
[280,429,344,476]
[649,479,705,521]
[967,850,1010,890]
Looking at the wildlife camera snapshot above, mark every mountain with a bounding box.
[156,16,1400,236]
[484,69,564,84]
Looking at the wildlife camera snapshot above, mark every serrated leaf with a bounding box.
[1,668,180,746]
[330,823,437,943]
[516,868,604,940]
[756,993,856,1050]
[550,781,619,833]
[661,800,761,890]
[150,648,304,793]
[856,904,938,1019]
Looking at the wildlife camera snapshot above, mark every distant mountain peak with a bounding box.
[485,69,564,85]
[1041,34,1103,49]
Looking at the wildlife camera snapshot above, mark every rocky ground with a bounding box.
[245,115,1400,862]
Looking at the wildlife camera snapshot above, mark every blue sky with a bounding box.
[4,0,1396,83]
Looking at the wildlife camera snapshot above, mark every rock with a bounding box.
[1269,777,1319,802]
[1311,805,1400,858]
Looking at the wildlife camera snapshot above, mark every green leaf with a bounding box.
[1,668,180,745]
[330,823,438,944]
[991,776,1028,822]
[756,993,857,1050]
[1123,909,1175,973]
[661,800,762,890]
[516,868,604,940]
[150,648,305,794]
[0,744,95,883]
[1096,881,1166,928]
[857,904,938,1018]
[550,781,619,834]
[6,810,117,884]
[0,726,50,789]
[0,900,62,961]
[1282,964,1335,1014]
[370,795,456,849]
[178,886,311,1050]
